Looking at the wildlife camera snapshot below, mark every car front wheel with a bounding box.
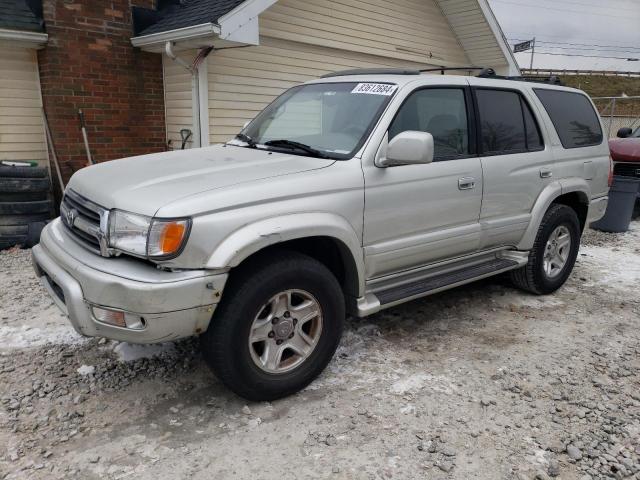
[200,251,345,401]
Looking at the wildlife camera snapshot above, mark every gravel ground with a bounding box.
[1,222,639,480]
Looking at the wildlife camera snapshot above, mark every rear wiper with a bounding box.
[263,139,329,158]
[235,133,257,148]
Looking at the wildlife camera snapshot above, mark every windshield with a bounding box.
[229,82,398,159]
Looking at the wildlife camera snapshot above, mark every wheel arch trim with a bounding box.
[517,180,590,250]
[205,212,365,296]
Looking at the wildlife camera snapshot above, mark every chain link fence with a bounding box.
[592,96,640,138]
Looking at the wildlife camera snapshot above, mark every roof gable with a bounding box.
[0,0,44,32]
[135,0,245,37]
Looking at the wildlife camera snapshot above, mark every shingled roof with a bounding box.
[0,0,44,32]
[135,0,245,37]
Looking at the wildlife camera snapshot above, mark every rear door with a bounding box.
[469,80,552,249]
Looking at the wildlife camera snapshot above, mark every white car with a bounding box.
[33,68,611,400]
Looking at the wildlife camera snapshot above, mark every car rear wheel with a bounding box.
[510,204,581,295]
[200,250,345,401]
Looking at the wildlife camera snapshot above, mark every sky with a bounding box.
[487,0,640,72]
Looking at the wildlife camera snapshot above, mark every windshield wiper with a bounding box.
[235,133,257,148]
[263,139,329,158]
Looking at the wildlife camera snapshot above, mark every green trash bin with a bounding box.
[591,175,640,233]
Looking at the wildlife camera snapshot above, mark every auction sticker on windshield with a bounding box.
[351,83,397,96]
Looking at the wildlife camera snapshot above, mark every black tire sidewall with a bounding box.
[532,206,581,294]
[203,254,344,400]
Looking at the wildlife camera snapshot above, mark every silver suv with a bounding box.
[32,69,611,400]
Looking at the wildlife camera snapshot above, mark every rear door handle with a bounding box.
[540,168,553,179]
[458,177,476,190]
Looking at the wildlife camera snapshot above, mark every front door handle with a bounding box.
[458,177,476,190]
[540,168,553,179]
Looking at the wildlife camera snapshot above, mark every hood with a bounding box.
[609,138,640,163]
[67,145,335,216]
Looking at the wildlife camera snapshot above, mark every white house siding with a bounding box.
[162,51,198,150]
[260,0,469,65]
[207,0,471,144]
[436,0,512,74]
[0,46,47,165]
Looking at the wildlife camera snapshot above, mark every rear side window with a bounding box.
[534,89,603,149]
[475,89,544,155]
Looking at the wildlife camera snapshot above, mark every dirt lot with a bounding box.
[1,222,639,480]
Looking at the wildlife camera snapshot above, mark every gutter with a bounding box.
[131,23,220,48]
[0,28,48,48]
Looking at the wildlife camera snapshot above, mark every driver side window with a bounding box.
[389,88,469,161]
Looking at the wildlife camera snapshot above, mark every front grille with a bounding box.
[614,163,640,178]
[60,190,109,256]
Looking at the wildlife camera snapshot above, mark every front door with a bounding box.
[363,86,483,279]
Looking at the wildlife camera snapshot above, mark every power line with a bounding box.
[529,51,640,60]
[505,32,639,46]
[491,0,638,20]
[505,0,640,13]
[508,39,640,52]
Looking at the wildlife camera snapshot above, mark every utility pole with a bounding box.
[530,37,536,70]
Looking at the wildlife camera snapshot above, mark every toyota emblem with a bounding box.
[66,208,78,226]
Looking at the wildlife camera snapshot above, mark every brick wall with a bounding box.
[38,0,166,184]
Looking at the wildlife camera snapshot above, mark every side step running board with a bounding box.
[376,258,518,306]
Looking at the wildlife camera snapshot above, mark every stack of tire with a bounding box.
[0,164,54,250]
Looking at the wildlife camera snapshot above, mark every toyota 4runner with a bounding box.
[32,69,611,400]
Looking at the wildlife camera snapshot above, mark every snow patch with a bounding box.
[0,325,86,350]
[579,245,640,289]
[510,296,565,309]
[390,373,457,395]
[112,342,175,362]
[77,365,95,376]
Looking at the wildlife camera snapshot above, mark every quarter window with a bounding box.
[534,89,603,149]
[389,88,469,160]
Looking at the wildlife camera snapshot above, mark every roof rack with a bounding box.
[320,66,563,85]
[477,68,563,85]
[321,68,421,78]
[420,66,485,75]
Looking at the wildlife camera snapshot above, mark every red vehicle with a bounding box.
[610,126,640,214]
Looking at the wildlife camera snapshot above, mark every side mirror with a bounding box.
[377,131,434,167]
[617,127,632,138]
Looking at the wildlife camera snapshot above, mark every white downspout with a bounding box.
[165,41,201,148]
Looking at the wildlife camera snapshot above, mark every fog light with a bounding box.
[92,306,146,330]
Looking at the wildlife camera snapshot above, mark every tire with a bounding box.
[0,177,50,193]
[0,191,50,202]
[510,204,581,295]
[0,165,49,179]
[0,213,51,226]
[0,200,53,215]
[0,236,27,250]
[201,250,345,401]
[0,225,28,250]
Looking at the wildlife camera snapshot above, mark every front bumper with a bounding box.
[32,219,228,344]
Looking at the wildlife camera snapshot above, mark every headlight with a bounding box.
[108,210,190,259]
